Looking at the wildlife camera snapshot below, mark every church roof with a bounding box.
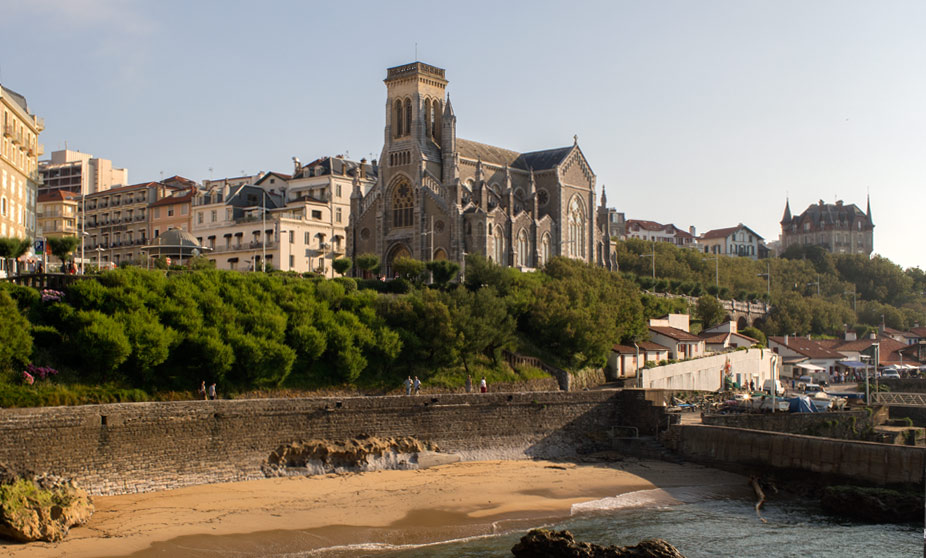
[456,139,573,171]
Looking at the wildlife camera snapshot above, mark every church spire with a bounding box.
[600,184,607,207]
[780,198,792,225]
[866,194,873,225]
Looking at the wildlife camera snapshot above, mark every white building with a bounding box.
[699,223,764,259]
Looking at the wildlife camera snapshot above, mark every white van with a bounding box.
[763,379,785,396]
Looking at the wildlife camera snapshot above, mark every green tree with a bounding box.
[740,326,767,347]
[332,257,352,276]
[426,259,461,288]
[0,290,33,379]
[449,286,516,372]
[392,257,426,283]
[355,253,380,277]
[695,295,726,329]
[0,237,31,276]
[70,310,132,381]
[46,236,80,271]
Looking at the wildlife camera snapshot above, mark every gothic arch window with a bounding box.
[495,226,505,264]
[404,98,412,137]
[390,178,414,228]
[433,248,447,260]
[394,99,403,138]
[424,99,431,139]
[541,233,551,267]
[432,100,441,140]
[517,229,529,267]
[568,196,586,258]
[477,222,484,237]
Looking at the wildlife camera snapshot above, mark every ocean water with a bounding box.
[304,488,920,558]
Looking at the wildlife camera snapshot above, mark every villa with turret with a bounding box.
[779,198,874,256]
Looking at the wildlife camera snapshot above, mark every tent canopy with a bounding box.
[838,360,868,369]
[794,363,825,371]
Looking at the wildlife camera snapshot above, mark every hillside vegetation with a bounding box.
[1,246,922,405]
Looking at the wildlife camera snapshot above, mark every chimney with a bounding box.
[689,226,696,237]
[784,334,789,346]
[360,158,367,179]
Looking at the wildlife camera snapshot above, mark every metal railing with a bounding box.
[871,392,926,406]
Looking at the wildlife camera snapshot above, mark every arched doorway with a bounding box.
[386,243,411,278]
[433,248,448,260]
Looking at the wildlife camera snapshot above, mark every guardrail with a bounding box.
[872,392,926,406]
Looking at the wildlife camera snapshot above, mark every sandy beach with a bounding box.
[0,459,749,558]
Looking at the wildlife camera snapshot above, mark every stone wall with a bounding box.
[702,410,879,438]
[880,378,926,393]
[670,424,924,486]
[0,390,660,495]
[889,405,926,426]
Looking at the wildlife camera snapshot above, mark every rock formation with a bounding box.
[0,465,94,543]
[821,485,921,524]
[511,529,686,558]
[263,434,441,476]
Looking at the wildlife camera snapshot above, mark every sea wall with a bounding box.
[0,390,663,495]
[670,424,924,486]
[702,409,882,436]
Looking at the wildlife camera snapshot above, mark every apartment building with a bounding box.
[82,182,165,267]
[191,157,376,275]
[36,190,80,239]
[1,84,43,242]
[149,186,196,239]
[39,149,127,196]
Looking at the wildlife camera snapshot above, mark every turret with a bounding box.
[780,198,792,225]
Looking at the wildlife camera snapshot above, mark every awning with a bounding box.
[838,360,868,369]
[794,363,825,371]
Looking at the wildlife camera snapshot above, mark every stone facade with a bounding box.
[1,84,43,243]
[349,62,613,277]
[780,198,874,256]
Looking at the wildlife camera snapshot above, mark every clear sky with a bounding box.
[2,0,924,269]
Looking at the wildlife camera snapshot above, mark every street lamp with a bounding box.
[843,290,857,313]
[261,189,267,272]
[94,247,104,271]
[757,261,771,297]
[641,241,656,279]
[807,274,820,296]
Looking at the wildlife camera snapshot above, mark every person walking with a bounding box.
[207,383,217,400]
[404,376,412,395]
[465,375,473,393]
[198,380,207,400]
[413,376,421,395]
[480,376,488,393]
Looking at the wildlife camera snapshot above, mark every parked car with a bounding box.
[881,369,901,379]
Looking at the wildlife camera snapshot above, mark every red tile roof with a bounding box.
[37,190,80,203]
[637,341,671,352]
[650,326,702,342]
[150,190,195,207]
[700,224,764,240]
[768,336,845,359]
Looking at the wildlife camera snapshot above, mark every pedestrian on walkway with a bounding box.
[207,383,217,400]
[404,376,412,395]
[480,376,487,393]
[413,376,421,395]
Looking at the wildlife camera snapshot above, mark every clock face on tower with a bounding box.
[537,189,549,206]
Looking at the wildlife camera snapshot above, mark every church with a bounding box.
[348,61,613,277]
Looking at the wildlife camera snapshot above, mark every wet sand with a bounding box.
[1,459,748,558]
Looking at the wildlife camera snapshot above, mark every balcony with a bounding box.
[2,125,12,138]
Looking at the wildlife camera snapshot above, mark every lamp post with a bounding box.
[843,290,857,313]
[80,194,86,274]
[808,274,820,296]
[261,189,266,273]
[641,241,656,279]
[94,247,104,271]
[757,261,771,297]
